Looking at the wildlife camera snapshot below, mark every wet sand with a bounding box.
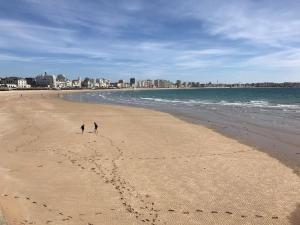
[64,90,300,176]
[0,209,6,225]
[0,90,300,225]
[170,107,300,176]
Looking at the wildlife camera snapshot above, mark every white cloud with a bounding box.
[0,53,34,62]
[246,48,300,68]
[177,0,300,47]
[1,0,300,81]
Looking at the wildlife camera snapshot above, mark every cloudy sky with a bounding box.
[0,0,300,82]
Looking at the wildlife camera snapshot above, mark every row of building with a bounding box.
[113,78,175,89]
[176,81,300,88]
[1,74,299,90]
[0,74,176,90]
[0,73,110,89]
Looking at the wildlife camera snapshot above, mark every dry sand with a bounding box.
[0,90,300,225]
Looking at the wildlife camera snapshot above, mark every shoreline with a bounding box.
[63,90,300,177]
[0,90,299,225]
[4,88,299,173]
[170,110,300,176]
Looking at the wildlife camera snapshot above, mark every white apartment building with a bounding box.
[1,77,30,88]
[72,77,82,88]
[56,74,72,88]
[137,79,154,88]
[95,78,110,88]
[82,77,96,88]
[154,79,173,88]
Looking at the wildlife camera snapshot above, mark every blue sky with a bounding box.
[0,0,300,82]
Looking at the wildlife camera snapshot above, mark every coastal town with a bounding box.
[0,72,300,90]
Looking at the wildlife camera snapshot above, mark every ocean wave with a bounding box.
[139,97,300,110]
[98,94,107,99]
[140,97,182,103]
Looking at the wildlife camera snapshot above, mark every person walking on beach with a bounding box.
[81,124,85,134]
[94,122,98,134]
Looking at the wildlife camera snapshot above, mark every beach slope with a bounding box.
[0,91,299,225]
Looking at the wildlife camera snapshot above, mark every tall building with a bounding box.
[25,77,37,87]
[137,79,154,88]
[36,72,57,88]
[82,77,95,88]
[130,77,136,87]
[95,78,110,88]
[154,79,173,88]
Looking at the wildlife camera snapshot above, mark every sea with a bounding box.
[64,88,300,173]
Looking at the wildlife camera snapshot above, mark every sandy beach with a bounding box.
[0,209,6,225]
[0,91,300,225]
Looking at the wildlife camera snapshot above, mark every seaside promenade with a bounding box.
[0,91,299,225]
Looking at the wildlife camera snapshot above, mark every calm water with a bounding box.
[65,88,300,172]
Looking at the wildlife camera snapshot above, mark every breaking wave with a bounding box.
[139,97,300,110]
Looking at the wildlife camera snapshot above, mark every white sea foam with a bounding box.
[139,97,300,110]
[140,97,182,103]
[98,94,105,98]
